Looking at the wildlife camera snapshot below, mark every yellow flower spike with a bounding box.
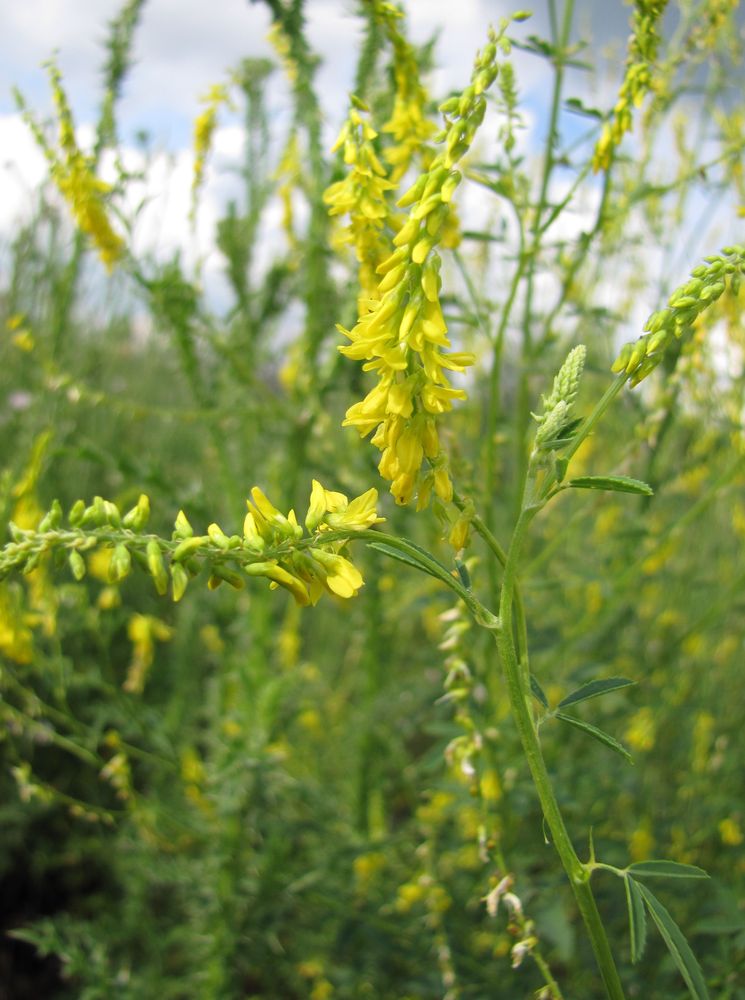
[592,1,668,172]
[35,62,125,271]
[329,28,504,506]
[323,98,396,298]
[192,83,231,212]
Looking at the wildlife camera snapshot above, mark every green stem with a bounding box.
[532,950,565,1000]
[514,0,575,517]
[493,507,626,999]
[483,229,527,600]
[539,374,628,503]
[358,529,498,629]
[467,506,530,687]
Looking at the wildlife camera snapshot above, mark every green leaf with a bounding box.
[455,558,471,590]
[462,229,504,243]
[564,96,603,120]
[636,882,710,1000]
[567,475,653,496]
[628,861,710,881]
[540,416,584,450]
[530,675,549,708]
[558,676,635,708]
[625,875,647,964]
[366,542,441,581]
[554,712,633,763]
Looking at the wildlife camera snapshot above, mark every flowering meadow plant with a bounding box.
[2,1,745,997]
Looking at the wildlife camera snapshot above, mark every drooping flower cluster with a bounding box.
[337,30,504,506]
[371,0,437,181]
[0,483,383,610]
[16,63,125,270]
[593,0,669,172]
[324,98,397,300]
[612,245,745,386]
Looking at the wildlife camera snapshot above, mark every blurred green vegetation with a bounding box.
[1,1,745,997]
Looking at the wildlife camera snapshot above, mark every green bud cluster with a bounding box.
[533,345,586,450]
[612,245,745,386]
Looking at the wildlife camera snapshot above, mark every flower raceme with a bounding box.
[0,482,383,611]
[191,82,232,216]
[612,245,745,385]
[371,0,437,182]
[593,0,669,172]
[324,99,397,300]
[333,29,506,507]
[15,63,125,271]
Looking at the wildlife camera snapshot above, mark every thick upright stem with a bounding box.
[494,507,626,1000]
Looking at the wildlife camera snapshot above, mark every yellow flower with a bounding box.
[719,817,744,846]
[309,549,364,598]
[305,480,384,532]
[625,707,656,752]
[0,585,34,663]
[124,614,173,694]
[239,482,377,606]
[629,822,655,862]
[245,560,311,607]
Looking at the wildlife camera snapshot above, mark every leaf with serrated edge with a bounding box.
[625,875,647,964]
[637,882,710,1000]
[554,712,633,763]
[568,475,653,496]
[628,861,709,880]
[558,676,635,708]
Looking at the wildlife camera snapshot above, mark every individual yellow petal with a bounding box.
[305,479,327,531]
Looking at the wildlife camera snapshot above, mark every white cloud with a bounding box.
[0,114,48,233]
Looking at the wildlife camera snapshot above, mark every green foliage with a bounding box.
[2,1,745,998]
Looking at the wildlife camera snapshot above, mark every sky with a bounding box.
[0,2,478,264]
[0,0,740,317]
[4,1,622,141]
